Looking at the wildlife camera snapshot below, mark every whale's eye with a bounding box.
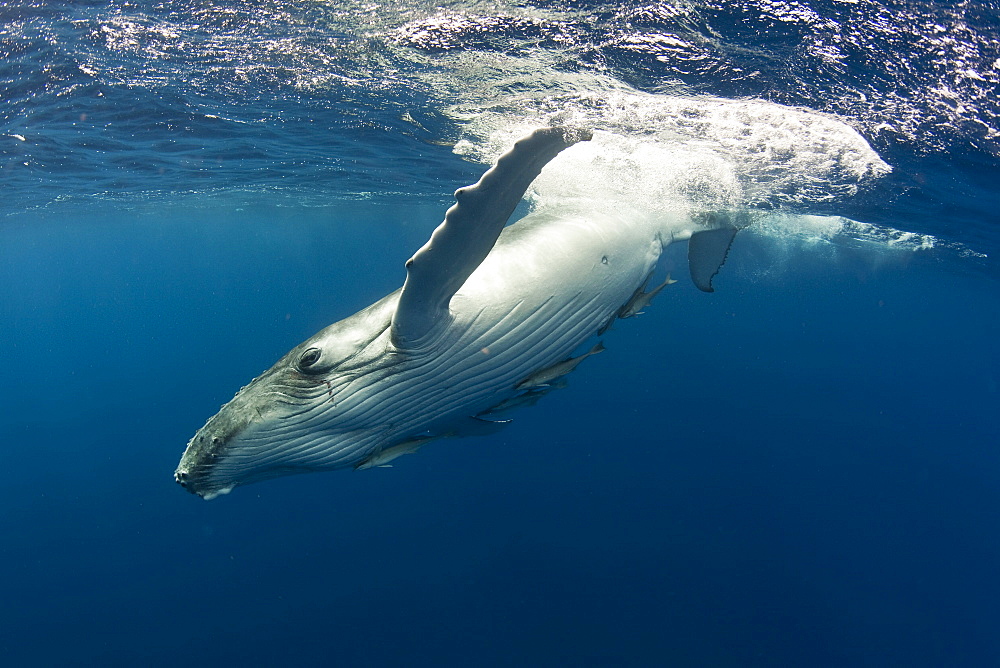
[298,348,322,371]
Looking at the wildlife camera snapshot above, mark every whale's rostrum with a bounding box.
[174,126,739,499]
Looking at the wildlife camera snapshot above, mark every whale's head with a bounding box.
[174,291,402,499]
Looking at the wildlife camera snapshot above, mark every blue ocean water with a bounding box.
[2,0,999,665]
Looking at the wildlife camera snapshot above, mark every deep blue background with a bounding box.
[2,0,1000,665]
[2,200,998,665]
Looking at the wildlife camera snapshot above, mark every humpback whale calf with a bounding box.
[175,127,739,499]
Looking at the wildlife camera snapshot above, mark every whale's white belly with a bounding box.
[271,209,667,468]
[381,209,665,430]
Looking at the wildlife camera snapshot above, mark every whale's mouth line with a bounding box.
[176,398,403,496]
[174,332,413,497]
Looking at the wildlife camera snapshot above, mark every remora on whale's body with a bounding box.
[174,127,739,499]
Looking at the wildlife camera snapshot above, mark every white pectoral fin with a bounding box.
[688,227,738,293]
[390,126,593,348]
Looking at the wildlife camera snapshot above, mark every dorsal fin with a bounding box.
[391,127,592,348]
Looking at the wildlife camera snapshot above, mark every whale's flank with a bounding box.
[175,126,737,499]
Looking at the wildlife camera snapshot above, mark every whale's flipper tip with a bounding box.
[551,126,593,143]
[688,226,739,293]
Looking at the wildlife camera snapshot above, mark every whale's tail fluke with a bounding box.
[689,227,738,292]
[687,211,748,292]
